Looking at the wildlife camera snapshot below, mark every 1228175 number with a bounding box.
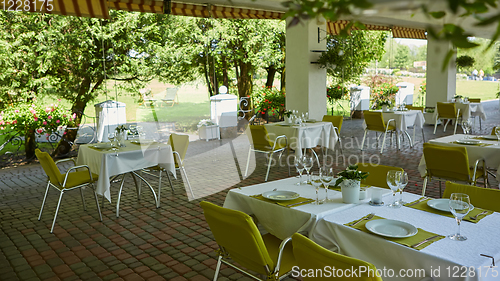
[2,0,53,12]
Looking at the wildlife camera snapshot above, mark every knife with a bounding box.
[411,235,441,248]
[285,200,315,207]
[406,197,427,207]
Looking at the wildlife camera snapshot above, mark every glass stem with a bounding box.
[315,187,319,204]
[456,218,461,237]
[324,184,329,201]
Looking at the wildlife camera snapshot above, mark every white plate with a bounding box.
[428,199,474,212]
[93,143,112,149]
[481,135,498,140]
[365,219,418,238]
[456,139,481,145]
[262,190,300,201]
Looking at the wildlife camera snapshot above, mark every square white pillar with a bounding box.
[285,18,327,121]
[426,37,456,107]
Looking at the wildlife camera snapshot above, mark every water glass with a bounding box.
[495,127,500,144]
[310,172,323,205]
[294,157,305,185]
[320,167,334,203]
[302,155,313,184]
[386,170,402,208]
[449,193,471,241]
[461,120,472,135]
[398,171,408,205]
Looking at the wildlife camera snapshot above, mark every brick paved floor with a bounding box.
[0,100,498,280]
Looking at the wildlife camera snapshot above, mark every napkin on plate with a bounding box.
[250,194,314,208]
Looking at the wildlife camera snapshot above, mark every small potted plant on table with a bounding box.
[334,165,369,204]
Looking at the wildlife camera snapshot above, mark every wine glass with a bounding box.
[320,167,334,203]
[386,170,402,208]
[294,157,305,185]
[310,172,323,205]
[398,171,408,205]
[302,155,313,184]
[495,127,500,144]
[461,120,472,136]
[449,193,471,241]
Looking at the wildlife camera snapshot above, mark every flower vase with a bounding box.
[341,179,361,204]
[382,105,388,112]
[285,116,292,124]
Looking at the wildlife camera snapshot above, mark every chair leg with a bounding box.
[453,119,458,135]
[213,255,223,281]
[80,187,87,211]
[421,128,425,143]
[265,152,274,182]
[157,170,162,208]
[443,119,449,132]
[38,182,51,221]
[180,166,195,199]
[422,177,428,196]
[479,118,482,130]
[244,147,252,177]
[92,185,103,222]
[50,191,65,233]
[380,131,388,153]
[166,171,175,193]
[360,130,367,150]
[116,174,128,218]
[434,118,438,134]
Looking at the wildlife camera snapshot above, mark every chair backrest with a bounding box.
[35,149,64,186]
[169,133,189,166]
[356,163,404,189]
[292,233,383,281]
[436,102,458,118]
[443,182,500,212]
[246,125,273,151]
[423,143,471,182]
[165,88,178,99]
[491,126,498,135]
[468,98,481,103]
[363,111,387,132]
[322,115,343,132]
[200,201,275,275]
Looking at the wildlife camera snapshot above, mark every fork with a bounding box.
[469,211,488,220]
[348,213,375,226]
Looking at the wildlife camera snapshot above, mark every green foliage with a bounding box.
[394,45,411,70]
[317,31,386,85]
[0,100,72,137]
[252,86,285,117]
[456,55,475,68]
[326,85,349,103]
[334,165,369,187]
[371,82,399,109]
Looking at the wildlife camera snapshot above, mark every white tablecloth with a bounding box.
[418,134,500,179]
[433,102,487,121]
[223,177,391,240]
[363,110,425,132]
[264,121,338,157]
[77,141,175,202]
[310,192,500,281]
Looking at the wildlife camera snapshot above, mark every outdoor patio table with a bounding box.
[309,192,500,281]
[76,140,176,204]
[417,134,500,183]
[264,121,338,158]
[363,109,425,148]
[223,177,390,240]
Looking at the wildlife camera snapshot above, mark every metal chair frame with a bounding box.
[360,116,396,154]
[245,134,290,182]
[434,103,461,135]
[38,158,102,233]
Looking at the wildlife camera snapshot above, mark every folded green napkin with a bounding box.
[473,136,498,141]
[250,194,315,208]
[404,197,494,223]
[450,141,493,147]
[345,214,445,250]
[90,146,111,151]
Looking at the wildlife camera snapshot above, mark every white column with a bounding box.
[426,36,456,107]
[285,18,327,121]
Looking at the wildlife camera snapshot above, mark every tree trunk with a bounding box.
[236,61,253,119]
[221,55,229,88]
[265,64,277,87]
[204,59,214,97]
[280,67,286,94]
[25,129,37,162]
[52,78,94,158]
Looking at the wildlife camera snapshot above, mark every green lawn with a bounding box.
[455,80,499,101]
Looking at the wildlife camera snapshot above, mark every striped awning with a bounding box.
[107,0,283,19]
[327,20,427,40]
[41,0,110,19]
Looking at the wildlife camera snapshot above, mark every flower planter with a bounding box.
[341,179,361,204]
[198,125,219,141]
